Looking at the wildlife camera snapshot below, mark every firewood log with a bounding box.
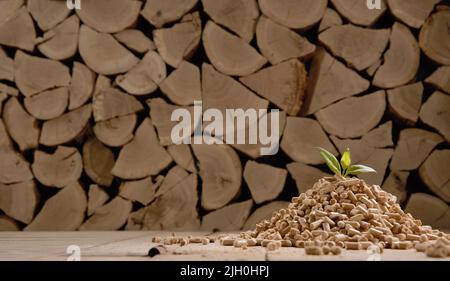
[112,118,173,180]
[366,59,382,77]
[39,104,92,146]
[37,15,80,60]
[153,12,201,68]
[258,0,327,29]
[25,181,87,231]
[14,51,70,97]
[160,61,201,106]
[405,193,450,229]
[203,21,267,76]
[302,49,369,115]
[0,180,38,224]
[287,162,330,194]
[202,0,259,42]
[83,138,115,187]
[0,215,20,231]
[0,147,33,184]
[192,143,242,210]
[92,88,143,122]
[281,117,337,165]
[79,196,132,231]
[319,24,390,71]
[243,201,290,230]
[318,8,343,32]
[359,148,394,186]
[69,62,96,111]
[78,25,139,75]
[141,0,198,28]
[202,200,253,231]
[93,114,137,148]
[382,171,409,205]
[426,66,450,94]
[419,149,450,203]
[0,83,18,97]
[0,47,13,81]
[113,29,155,54]
[76,0,141,33]
[87,184,109,216]
[419,10,450,65]
[155,166,189,197]
[0,93,7,116]
[239,59,307,116]
[32,146,83,188]
[316,91,386,139]
[27,0,70,31]
[387,82,424,125]
[167,145,197,173]
[119,177,163,206]
[3,97,39,151]
[387,0,440,28]
[331,0,387,26]
[390,129,444,171]
[256,16,315,65]
[419,91,450,142]
[243,161,287,204]
[0,6,36,51]
[24,87,69,120]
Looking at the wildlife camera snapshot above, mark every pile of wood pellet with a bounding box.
[153,175,450,258]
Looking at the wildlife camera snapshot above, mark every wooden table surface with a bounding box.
[0,231,448,261]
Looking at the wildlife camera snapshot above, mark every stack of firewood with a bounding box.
[0,0,449,232]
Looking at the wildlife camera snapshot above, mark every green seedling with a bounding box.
[318,147,376,177]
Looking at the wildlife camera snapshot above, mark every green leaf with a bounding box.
[347,164,377,175]
[340,149,351,171]
[318,147,341,175]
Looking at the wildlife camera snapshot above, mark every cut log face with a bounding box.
[258,0,327,29]
[167,145,197,173]
[201,200,253,231]
[382,170,409,205]
[243,161,287,204]
[419,149,450,203]
[387,82,424,125]
[25,181,87,231]
[257,16,316,65]
[287,162,330,194]
[14,51,71,97]
[419,10,450,65]
[0,215,20,231]
[281,117,337,165]
[405,193,450,229]
[0,83,18,97]
[155,165,189,197]
[358,148,394,186]
[203,21,267,76]
[316,91,386,139]
[0,147,33,184]
[0,93,7,116]
[0,6,36,51]
[78,25,139,75]
[32,146,83,188]
[114,29,155,54]
[366,59,382,77]
[202,0,259,42]
[319,24,390,71]
[425,66,450,94]
[39,104,92,146]
[93,114,137,148]
[3,97,39,151]
[192,143,242,210]
[112,118,173,180]
[419,91,450,142]
[373,22,420,89]
[27,0,70,31]
[0,47,14,81]
[0,119,12,148]
[387,0,440,28]
[160,61,201,106]
[69,62,96,111]
[0,180,38,224]
[391,129,443,171]
[243,201,290,230]
[116,50,166,96]
[79,197,132,231]
[128,174,199,230]
[240,59,307,116]
[318,8,343,32]
[141,0,198,28]
[0,0,23,24]
[37,15,80,61]
[87,185,109,216]
[331,0,387,26]
[24,87,69,121]
[119,177,161,205]
[76,0,141,34]
[363,121,394,149]
[83,138,115,187]
[302,49,369,115]
[93,88,143,122]
[153,12,202,68]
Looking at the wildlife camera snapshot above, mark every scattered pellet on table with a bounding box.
[305,246,322,255]
[267,241,282,251]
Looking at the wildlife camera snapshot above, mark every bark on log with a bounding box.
[92,88,143,122]
[141,0,198,28]
[0,6,36,51]
[419,91,450,142]
[93,114,137,148]
[167,145,197,173]
[119,177,163,206]
[419,10,450,65]
[382,170,409,205]
[160,61,201,106]
[387,0,440,28]
[387,82,423,125]
[32,146,83,188]
[405,193,450,229]
[69,62,96,111]
[426,66,450,94]
[83,138,115,187]
[113,29,155,54]
[330,0,387,26]
[80,196,132,231]
[419,149,450,203]
[24,87,69,120]
[0,180,38,224]
[318,8,342,33]
[25,181,87,231]
[201,200,253,231]
[287,162,330,194]
[87,184,109,216]
[27,0,70,31]
[243,201,290,230]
